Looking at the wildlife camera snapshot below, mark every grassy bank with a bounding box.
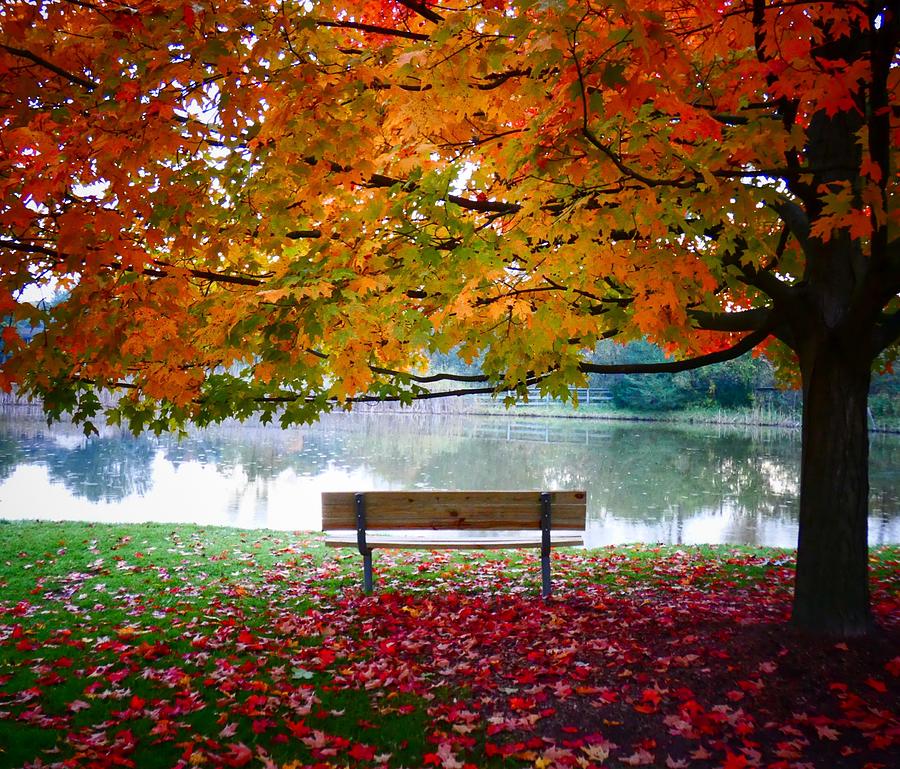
[459,403,900,433]
[1,522,898,769]
[471,403,805,428]
[360,397,900,433]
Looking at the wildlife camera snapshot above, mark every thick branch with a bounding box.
[366,172,522,214]
[314,19,430,41]
[769,199,811,252]
[579,327,770,375]
[0,44,99,91]
[82,330,772,408]
[474,68,532,90]
[0,239,269,287]
[299,348,491,384]
[84,379,519,404]
[254,377,549,405]
[689,307,773,332]
[395,0,443,23]
[148,260,270,286]
[0,238,61,258]
[887,238,900,284]
[447,194,520,214]
[369,366,489,384]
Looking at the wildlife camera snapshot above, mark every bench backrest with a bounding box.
[321,490,587,531]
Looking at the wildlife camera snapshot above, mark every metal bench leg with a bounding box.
[540,492,552,599]
[356,493,374,594]
[362,550,374,594]
[541,552,551,598]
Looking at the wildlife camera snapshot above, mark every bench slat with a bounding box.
[324,534,584,550]
[322,490,587,530]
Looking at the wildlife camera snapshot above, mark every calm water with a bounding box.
[0,412,897,548]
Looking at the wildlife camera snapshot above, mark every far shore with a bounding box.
[1,393,899,434]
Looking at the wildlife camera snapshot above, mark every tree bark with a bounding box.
[792,334,874,637]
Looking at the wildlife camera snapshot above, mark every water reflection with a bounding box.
[0,412,897,547]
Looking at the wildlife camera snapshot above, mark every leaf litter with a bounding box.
[0,524,897,769]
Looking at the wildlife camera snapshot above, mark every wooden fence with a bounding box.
[470,387,612,406]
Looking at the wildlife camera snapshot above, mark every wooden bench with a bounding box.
[322,490,587,597]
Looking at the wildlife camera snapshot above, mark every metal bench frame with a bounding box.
[327,490,584,598]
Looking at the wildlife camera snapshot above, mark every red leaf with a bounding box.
[129,695,146,710]
[349,743,377,761]
[221,743,253,768]
[182,2,196,27]
[317,648,337,665]
[287,720,311,738]
[252,718,274,734]
[722,751,749,769]
[509,696,533,711]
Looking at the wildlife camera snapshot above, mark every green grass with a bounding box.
[1,522,898,769]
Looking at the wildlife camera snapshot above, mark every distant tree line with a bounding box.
[585,341,765,412]
[429,341,899,419]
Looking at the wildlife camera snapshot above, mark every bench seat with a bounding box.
[324,534,584,549]
[322,490,587,596]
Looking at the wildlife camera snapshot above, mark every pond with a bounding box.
[0,411,897,548]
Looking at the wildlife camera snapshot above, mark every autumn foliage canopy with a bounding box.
[1,0,895,431]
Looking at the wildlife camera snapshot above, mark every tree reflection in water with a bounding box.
[0,420,156,502]
[0,413,897,546]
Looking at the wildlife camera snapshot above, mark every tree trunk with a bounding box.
[792,338,873,637]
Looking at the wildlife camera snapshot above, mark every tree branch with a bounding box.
[395,0,443,23]
[578,327,770,375]
[0,238,62,258]
[263,328,774,404]
[365,172,522,214]
[723,239,795,302]
[60,326,775,415]
[314,19,430,41]
[769,199,811,252]
[369,367,489,384]
[447,194,520,214]
[0,239,270,288]
[689,307,773,332]
[570,29,697,190]
[0,44,99,91]
[80,378,522,405]
[473,68,532,90]
[298,347,492,384]
[148,260,272,286]
[253,376,550,405]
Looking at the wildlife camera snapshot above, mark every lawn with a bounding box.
[0,521,897,769]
